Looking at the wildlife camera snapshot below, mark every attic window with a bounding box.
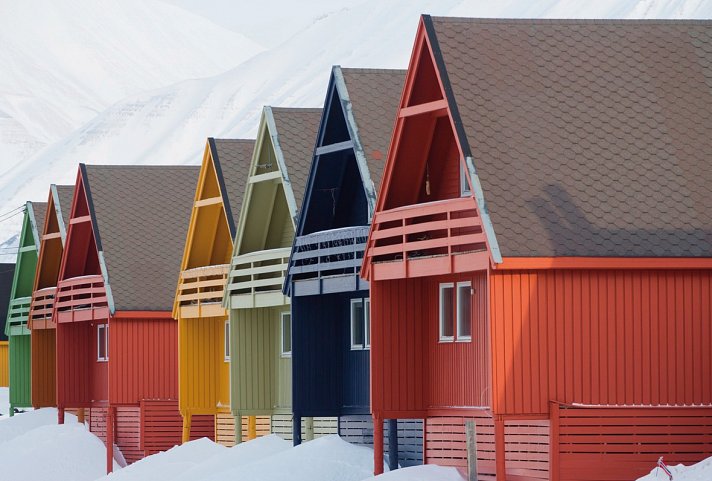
[281,312,292,357]
[460,159,471,197]
[97,323,108,361]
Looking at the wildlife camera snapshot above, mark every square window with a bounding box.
[97,323,108,361]
[281,312,291,357]
[439,283,454,341]
[224,321,230,361]
[457,282,472,341]
[351,299,364,349]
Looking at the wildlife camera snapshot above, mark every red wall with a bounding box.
[371,273,489,417]
[56,322,93,407]
[109,317,178,405]
[490,269,712,416]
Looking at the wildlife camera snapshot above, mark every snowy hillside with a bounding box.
[0,0,711,258]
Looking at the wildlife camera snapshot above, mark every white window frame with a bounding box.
[439,283,455,342]
[460,159,472,197]
[456,281,473,342]
[281,312,292,358]
[350,298,371,350]
[364,298,371,349]
[97,323,108,362]
[224,320,230,361]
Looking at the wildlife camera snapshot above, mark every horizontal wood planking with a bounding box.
[31,328,56,407]
[555,405,712,481]
[339,415,423,467]
[270,414,338,442]
[109,317,178,405]
[142,400,213,454]
[216,412,271,446]
[116,406,142,464]
[490,269,712,415]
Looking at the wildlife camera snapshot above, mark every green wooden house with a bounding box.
[224,107,336,442]
[6,201,46,415]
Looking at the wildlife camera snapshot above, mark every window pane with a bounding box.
[457,283,472,339]
[364,298,371,348]
[98,324,107,360]
[440,285,454,339]
[224,321,230,360]
[282,313,291,355]
[351,300,364,348]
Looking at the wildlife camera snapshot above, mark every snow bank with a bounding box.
[0,386,9,418]
[637,456,712,481]
[0,421,114,481]
[0,407,75,444]
[367,464,464,480]
[100,437,226,481]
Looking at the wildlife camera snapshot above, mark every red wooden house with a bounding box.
[362,17,712,481]
[55,164,199,472]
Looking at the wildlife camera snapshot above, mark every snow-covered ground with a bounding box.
[637,457,712,481]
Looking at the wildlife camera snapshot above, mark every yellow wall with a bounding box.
[0,341,8,387]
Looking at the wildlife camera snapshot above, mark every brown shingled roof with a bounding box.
[428,17,712,257]
[83,165,199,311]
[28,201,47,248]
[341,68,406,190]
[209,138,255,237]
[55,185,74,228]
[270,107,322,211]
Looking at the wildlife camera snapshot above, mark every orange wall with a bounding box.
[31,329,56,407]
[109,317,178,405]
[0,341,8,387]
[490,269,712,415]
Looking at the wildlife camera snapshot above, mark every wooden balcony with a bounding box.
[227,247,290,308]
[29,287,57,330]
[365,197,490,280]
[55,275,110,323]
[175,264,229,319]
[6,296,31,335]
[289,225,369,296]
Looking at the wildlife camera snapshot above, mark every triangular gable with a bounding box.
[234,107,321,256]
[57,166,107,309]
[34,185,73,292]
[363,16,501,281]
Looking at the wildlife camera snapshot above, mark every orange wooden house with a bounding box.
[29,184,74,409]
[362,17,712,481]
[55,164,199,472]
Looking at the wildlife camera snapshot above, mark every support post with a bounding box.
[78,408,85,424]
[466,420,479,481]
[387,419,399,471]
[181,412,191,443]
[373,414,384,475]
[248,415,257,440]
[305,416,314,441]
[235,413,243,444]
[293,414,302,446]
[550,402,560,481]
[106,407,115,474]
[494,416,505,481]
[58,406,65,424]
[9,403,13,417]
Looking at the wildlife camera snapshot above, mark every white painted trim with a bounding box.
[350,298,364,350]
[438,283,454,342]
[465,156,502,264]
[97,323,108,362]
[280,311,292,358]
[456,281,472,342]
[364,297,371,349]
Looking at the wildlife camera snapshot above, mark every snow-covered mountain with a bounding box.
[0,0,710,260]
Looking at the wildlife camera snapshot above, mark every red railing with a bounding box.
[364,197,489,279]
[55,275,109,321]
[29,287,57,329]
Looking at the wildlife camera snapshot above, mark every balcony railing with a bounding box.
[55,275,109,323]
[227,247,290,308]
[175,264,229,319]
[6,296,31,335]
[288,225,369,296]
[29,287,57,329]
[365,197,489,280]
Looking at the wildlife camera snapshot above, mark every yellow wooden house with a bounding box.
[173,138,269,445]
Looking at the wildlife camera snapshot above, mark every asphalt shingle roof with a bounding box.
[28,202,47,249]
[210,139,255,237]
[429,17,712,257]
[270,107,322,211]
[341,68,406,190]
[83,165,199,311]
[55,185,74,229]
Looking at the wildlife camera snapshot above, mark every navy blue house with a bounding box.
[284,66,422,468]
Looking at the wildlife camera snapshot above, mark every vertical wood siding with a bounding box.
[0,341,8,387]
[109,317,178,405]
[178,315,229,414]
[57,322,92,406]
[31,328,56,407]
[490,269,712,415]
[9,334,31,407]
[91,322,108,403]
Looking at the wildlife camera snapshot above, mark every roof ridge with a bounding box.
[213,138,255,143]
[341,67,408,74]
[85,165,198,171]
[429,16,712,26]
[269,107,322,113]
